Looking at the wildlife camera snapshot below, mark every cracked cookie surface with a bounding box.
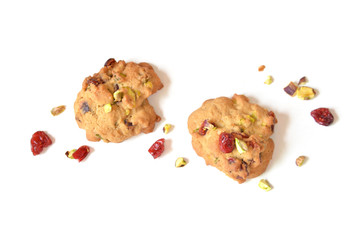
[188,94,277,184]
[74,58,163,143]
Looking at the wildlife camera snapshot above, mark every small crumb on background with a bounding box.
[258,65,266,72]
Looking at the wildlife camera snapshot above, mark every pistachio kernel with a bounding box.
[104,103,112,113]
[124,87,136,102]
[239,118,246,125]
[247,114,256,123]
[175,157,187,168]
[297,86,316,100]
[258,179,272,191]
[125,109,130,116]
[296,156,306,166]
[264,75,273,85]
[113,90,124,101]
[135,90,141,98]
[163,124,172,134]
[144,81,153,88]
[51,105,66,116]
[235,138,248,154]
[65,149,77,159]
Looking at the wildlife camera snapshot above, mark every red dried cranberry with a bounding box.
[31,131,53,156]
[198,120,215,136]
[311,108,334,126]
[72,145,90,162]
[198,120,208,136]
[104,58,116,67]
[228,158,236,164]
[87,77,104,86]
[219,132,235,153]
[148,138,165,159]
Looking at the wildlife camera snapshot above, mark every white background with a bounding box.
[1,0,359,239]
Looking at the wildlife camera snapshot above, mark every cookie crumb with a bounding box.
[258,65,266,72]
[296,156,306,166]
[51,105,66,116]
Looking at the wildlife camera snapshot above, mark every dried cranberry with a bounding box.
[148,138,165,159]
[198,120,208,136]
[31,131,53,156]
[87,77,104,86]
[124,119,133,127]
[228,158,236,164]
[198,120,215,136]
[81,102,90,113]
[72,145,90,162]
[311,108,334,126]
[104,58,116,67]
[219,132,235,153]
[114,83,119,91]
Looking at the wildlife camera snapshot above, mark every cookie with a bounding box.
[74,58,163,143]
[188,94,277,184]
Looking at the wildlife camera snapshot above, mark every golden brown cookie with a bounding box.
[74,58,163,143]
[188,94,277,184]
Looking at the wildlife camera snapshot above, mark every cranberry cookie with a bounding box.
[188,94,277,184]
[74,58,163,143]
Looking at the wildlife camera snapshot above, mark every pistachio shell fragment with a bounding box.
[297,86,316,100]
[175,157,187,168]
[258,179,272,191]
[163,124,172,134]
[235,138,248,154]
[51,105,66,116]
[104,103,112,113]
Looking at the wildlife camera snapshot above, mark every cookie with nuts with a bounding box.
[187,94,277,184]
[74,58,163,143]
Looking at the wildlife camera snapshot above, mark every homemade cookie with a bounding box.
[74,58,163,143]
[188,94,277,184]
